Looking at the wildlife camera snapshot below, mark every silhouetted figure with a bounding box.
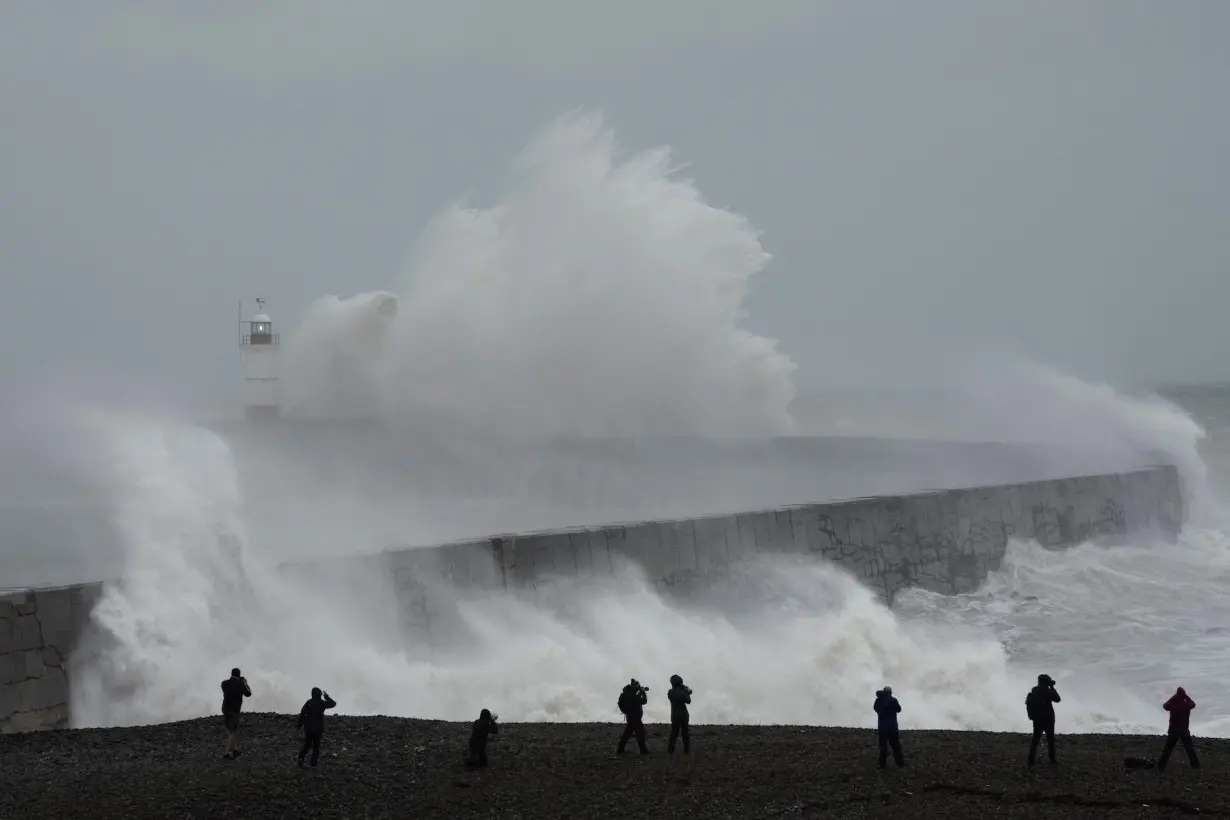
[220,667,251,759]
[296,687,337,768]
[1026,673,1061,766]
[874,686,904,768]
[617,678,649,754]
[465,709,500,767]
[667,674,692,754]
[1157,686,1200,771]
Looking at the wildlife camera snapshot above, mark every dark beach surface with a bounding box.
[2,715,1223,819]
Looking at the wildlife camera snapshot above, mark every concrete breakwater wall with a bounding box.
[288,465,1184,639]
[0,583,101,733]
[1,465,1184,733]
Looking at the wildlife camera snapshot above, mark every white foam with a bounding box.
[899,530,1230,736]
[281,110,797,438]
[27,110,1223,739]
[280,291,399,420]
[54,410,1172,735]
[939,357,1214,522]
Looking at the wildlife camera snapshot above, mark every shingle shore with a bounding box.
[2,714,1223,819]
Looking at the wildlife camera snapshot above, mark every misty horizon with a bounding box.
[5,2,1230,752]
[4,1,1229,412]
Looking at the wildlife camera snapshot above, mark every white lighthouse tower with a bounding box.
[239,298,281,420]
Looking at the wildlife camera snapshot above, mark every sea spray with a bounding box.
[280,291,399,420]
[63,414,259,726]
[52,408,1168,733]
[940,356,1213,522]
[283,110,797,438]
[10,109,1217,737]
[900,530,1230,737]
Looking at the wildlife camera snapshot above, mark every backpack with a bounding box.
[1025,690,1038,721]
[617,690,630,715]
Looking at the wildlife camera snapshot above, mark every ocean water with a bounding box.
[3,111,1229,738]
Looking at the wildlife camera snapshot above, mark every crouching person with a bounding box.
[465,709,499,767]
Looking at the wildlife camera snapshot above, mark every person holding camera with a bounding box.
[617,678,650,755]
[1025,673,1062,766]
[220,667,252,760]
[296,687,338,768]
[874,686,904,768]
[667,674,692,754]
[465,708,500,768]
[1157,686,1200,771]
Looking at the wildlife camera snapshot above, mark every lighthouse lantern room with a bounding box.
[239,297,281,420]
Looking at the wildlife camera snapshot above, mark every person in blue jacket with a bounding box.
[874,686,904,768]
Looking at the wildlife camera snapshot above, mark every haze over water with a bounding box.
[1,112,1228,741]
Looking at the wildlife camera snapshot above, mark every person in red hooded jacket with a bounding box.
[1157,686,1200,770]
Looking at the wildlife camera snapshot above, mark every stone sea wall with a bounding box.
[0,583,101,733]
[0,465,1184,733]
[288,465,1184,639]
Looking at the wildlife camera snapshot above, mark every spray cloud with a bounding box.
[13,109,1215,736]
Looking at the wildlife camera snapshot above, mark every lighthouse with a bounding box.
[239,298,281,420]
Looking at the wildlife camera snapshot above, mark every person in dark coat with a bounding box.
[667,674,692,754]
[296,687,337,767]
[220,667,251,759]
[874,686,904,768]
[617,678,649,754]
[1157,686,1200,770]
[465,709,499,767]
[1026,673,1061,766]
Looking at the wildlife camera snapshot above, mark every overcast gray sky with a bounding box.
[2,0,1228,411]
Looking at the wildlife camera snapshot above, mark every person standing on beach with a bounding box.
[1157,686,1201,771]
[1026,673,1061,766]
[667,674,692,754]
[296,687,337,768]
[221,667,251,760]
[465,709,500,768]
[616,678,650,755]
[874,686,904,768]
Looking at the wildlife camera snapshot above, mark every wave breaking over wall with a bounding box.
[0,110,1217,739]
[280,110,797,438]
[1,446,1182,735]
